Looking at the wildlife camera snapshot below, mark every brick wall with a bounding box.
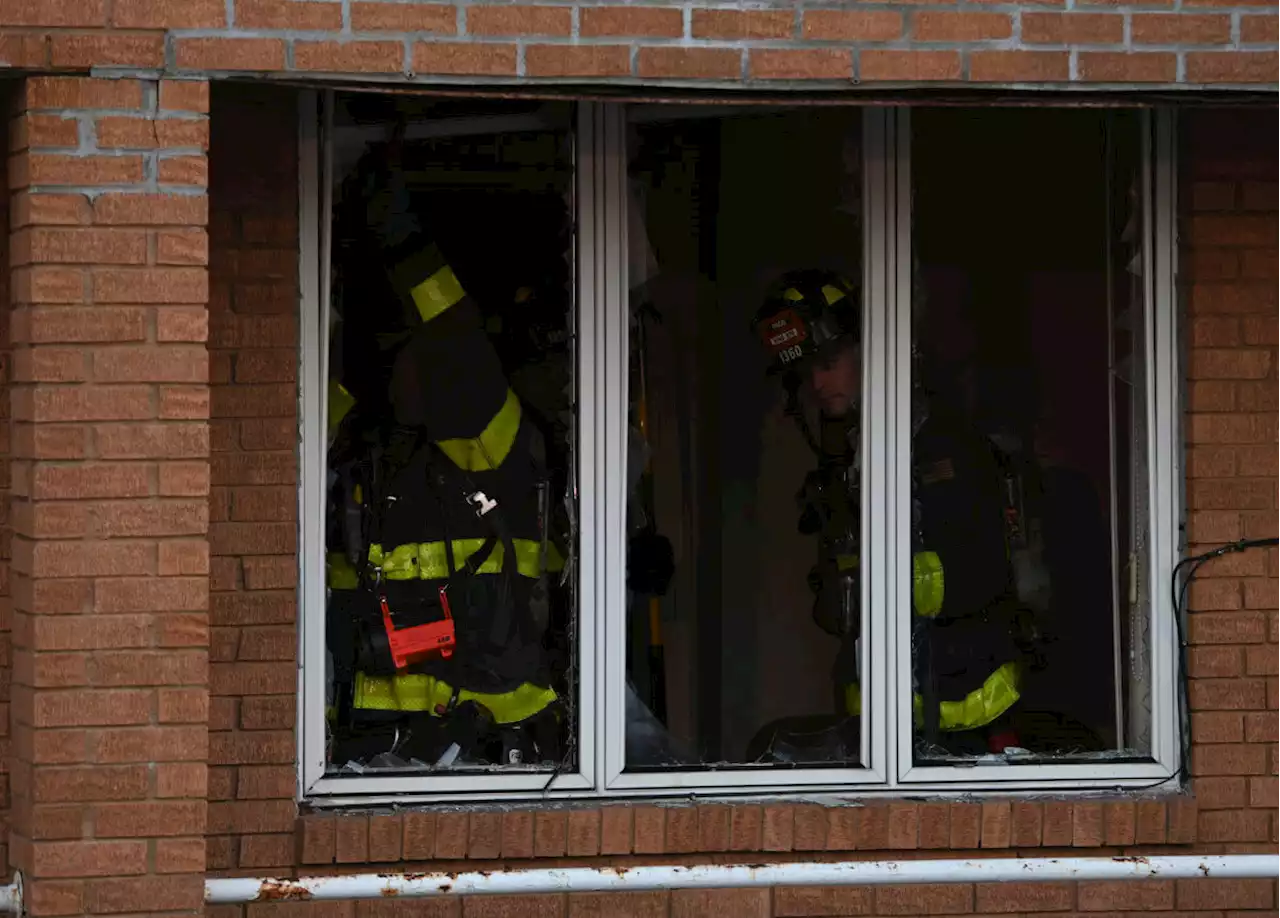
[0,1,1275,89]
[189,94,1278,918]
[207,83,301,876]
[5,75,211,917]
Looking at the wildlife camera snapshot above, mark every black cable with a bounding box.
[1135,536,1278,791]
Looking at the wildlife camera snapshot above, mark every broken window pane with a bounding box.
[624,109,865,770]
[909,109,1149,765]
[323,95,577,774]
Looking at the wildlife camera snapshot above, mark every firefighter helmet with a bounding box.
[754,270,861,377]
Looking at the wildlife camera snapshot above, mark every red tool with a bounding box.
[380,586,456,670]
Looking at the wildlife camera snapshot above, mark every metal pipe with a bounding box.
[203,855,1280,905]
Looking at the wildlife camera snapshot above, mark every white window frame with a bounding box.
[295,93,1182,804]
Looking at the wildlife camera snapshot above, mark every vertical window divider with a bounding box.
[298,89,330,798]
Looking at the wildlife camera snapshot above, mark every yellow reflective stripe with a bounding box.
[843,662,1021,732]
[783,288,804,302]
[836,554,859,573]
[435,389,522,472]
[821,284,847,306]
[352,671,557,724]
[912,551,945,618]
[369,539,565,581]
[409,263,467,324]
[327,552,359,590]
[328,380,356,438]
[844,681,861,716]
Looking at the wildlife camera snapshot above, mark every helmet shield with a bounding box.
[754,271,860,377]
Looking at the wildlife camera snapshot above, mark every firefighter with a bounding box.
[324,145,566,769]
[752,269,1030,757]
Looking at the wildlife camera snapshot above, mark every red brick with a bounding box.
[1186,52,1278,84]
[31,688,150,728]
[950,802,981,848]
[26,76,143,109]
[1190,678,1267,710]
[85,875,205,914]
[860,50,961,81]
[207,799,295,834]
[235,0,340,27]
[633,806,664,854]
[1250,774,1278,806]
[94,192,208,225]
[672,889,769,918]
[1200,808,1271,841]
[1191,611,1268,643]
[412,42,516,75]
[160,461,212,495]
[29,613,149,651]
[1193,743,1269,775]
[30,839,147,878]
[157,230,209,266]
[1078,880,1174,911]
[750,49,851,80]
[803,9,901,39]
[0,31,48,68]
[155,837,205,874]
[351,1,453,31]
[159,81,209,112]
[976,882,1074,913]
[96,422,208,460]
[467,895,565,918]
[1133,13,1231,42]
[240,833,293,868]
[469,812,502,858]
[980,802,1011,848]
[19,154,144,187]
[762,804,795,851]
[1193,711,1245,743]
[794,804,829,851]
[1245,710,1279,741]
[0,0,104,25]
[568,809,601,850]
[10,190,89,224]
[242,556,297,590]
[401,812,433,860]
[637,47,740,80]
[238,696,293,732]
[534,811,567,857]
[876,884,973,915]
[210,662,294,697]
[694,9,793,39]
[158,687,208,723]
[665,804,696,855]
[919,802,950,849]
[33,764,148,803]
[12,268,86,305]
[1042,802,1074,847]
[915,11,1011,39]
[158,154,208,186]
[367,813,403,862]
[1022,12,1123,42]
[175,37,285,70]
[93,724,205,766]
[292,817,334,865]
[1241,14,1279,42]
[970,51,1069,81]
[432,813,466,859]
[93,800,206,837]
[729,805,763,851]
[1177,878,1274,909]
[50,32,164,67]
[1135,801,1167,843]
[1104,802,1136,846]
[501,811,534,858]
[17,226,145,267]
[113,0,222,26]
[1195,775,1249,809]
[295,40,404,73]
[469,5,569,35]
[1079,51,1177,82]
[581,6,681,36]
[775,887,872,917]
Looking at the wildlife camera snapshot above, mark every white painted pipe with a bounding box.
[203,855,1280,905]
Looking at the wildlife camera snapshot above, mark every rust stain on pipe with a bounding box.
[256,880,314,902]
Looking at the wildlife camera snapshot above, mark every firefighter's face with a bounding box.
[807,339,861,418]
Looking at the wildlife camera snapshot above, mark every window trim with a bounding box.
[295,95,1183,804]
